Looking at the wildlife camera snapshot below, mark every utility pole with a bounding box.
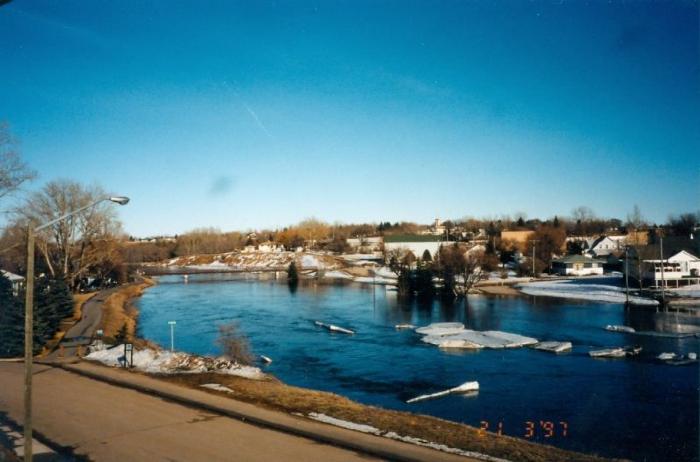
[531,240,539,278]
[660,236,666,310]
[21,195,130,462]
[23,227,34,462]
[624,246,630,306]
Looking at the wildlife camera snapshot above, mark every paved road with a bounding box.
[46,287,120,360]
[0,363,379,462]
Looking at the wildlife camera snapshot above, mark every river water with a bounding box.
[136,274,699,461]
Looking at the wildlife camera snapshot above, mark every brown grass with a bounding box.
[101,278,155,342]
[159,373,618,462]
[72,292,97,321]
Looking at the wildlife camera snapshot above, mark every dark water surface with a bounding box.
[137,275,699,462]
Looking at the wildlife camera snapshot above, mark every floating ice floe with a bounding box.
[394,324,416,330]
[406,381,479,404]
[589,348,626,358]
[532,341,572,354]
[605,325,635,333]
[260,355,273,364]
[657,352,677,360]
[86,345,265,379]
[415,322,465,336]
[416,323,537,349]
[314,321,355,335]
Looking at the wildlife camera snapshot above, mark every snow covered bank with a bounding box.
[306,413,511,462]
[518,276,659,305]
[86,345,265,379]
[670,284,700,298]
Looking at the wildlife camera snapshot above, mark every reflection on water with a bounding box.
[137,275,699,462]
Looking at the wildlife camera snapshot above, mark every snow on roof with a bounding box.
[1,270,24,282]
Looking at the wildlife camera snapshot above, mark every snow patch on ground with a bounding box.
[307,413,381,434]
[383,432,511,462]
[200,383,235,393]
[670,284,700,298]
[306,413,510,462]
[301,255,322,268]
[86,345,265,379]
[518,277,659,305]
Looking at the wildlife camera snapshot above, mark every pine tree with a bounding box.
[115,323,128,344]
[0,273,24,357]
[553,216,560,227]
[287,261,299,283]
[422,249,432,262]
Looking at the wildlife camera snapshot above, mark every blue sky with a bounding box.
[1,1,698,236]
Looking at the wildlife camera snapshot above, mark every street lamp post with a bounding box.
[168,321,177,351]
[23,196,129,462]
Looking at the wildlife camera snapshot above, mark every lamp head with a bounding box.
[109,196,130,206]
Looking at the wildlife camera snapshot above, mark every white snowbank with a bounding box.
[670,284,700,298]
[518,277,658,305]
[86,345,265,379]
[323,270,354,280]
[301,255,321,268]
[200,383,235,393]
[306,413,510,462]
[308,413,381,434]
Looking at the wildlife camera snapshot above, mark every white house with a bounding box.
[585,236,619,257]
[628,250,700,288]
[625,236,700,288]
[383,235,453,261]
[1,269,25,296]
[551,255,604,276]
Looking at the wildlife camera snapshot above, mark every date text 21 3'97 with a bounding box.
[478,421,568,439]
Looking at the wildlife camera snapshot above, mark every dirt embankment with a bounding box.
[100,278,155,343]
[161,373,613,462]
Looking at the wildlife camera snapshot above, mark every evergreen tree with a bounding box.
[287,261,299,283]
[422,249,432,262]
[553,216,560,228]
[0,274,24,357]
[115,323,129,344]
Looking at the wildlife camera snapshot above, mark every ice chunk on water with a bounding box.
[415,322,465,336]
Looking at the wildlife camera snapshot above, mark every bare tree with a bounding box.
[216,322,254,365]
[17,180,123,287]
[626,205,646,230]
[457,249,486,296]
[0,122,35,205]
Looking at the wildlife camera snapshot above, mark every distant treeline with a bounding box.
[119,208,699,263]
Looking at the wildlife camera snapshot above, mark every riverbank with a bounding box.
[82,277,616,462]
[100,277,155,343]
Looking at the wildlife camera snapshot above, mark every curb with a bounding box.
[47,362,465,462]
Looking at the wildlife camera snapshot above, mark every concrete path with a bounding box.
[45,287,119,360]
[0,362,478,462]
